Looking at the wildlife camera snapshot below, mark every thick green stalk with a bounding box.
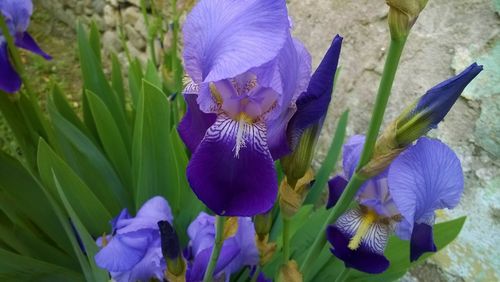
[282,217,291,263]
[202,216,225,282]
[300,37,407,277]
[357,37,407,167]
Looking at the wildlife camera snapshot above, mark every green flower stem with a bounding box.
[203,215,225,282]
[357,37,407,167]
[282,217,291,263]
[335,268,351,282]
[300,37,408,277]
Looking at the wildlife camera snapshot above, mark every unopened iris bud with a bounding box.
[158,220,186,279]
[282,35,343,187]
[253,210,273,241]
[396,63,483,145]
[360,63,482,177]
[281,124,320,187]
[386,0,429,40]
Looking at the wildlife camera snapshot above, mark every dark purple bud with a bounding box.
[158,220,181,260]
[281,35,342,184]
[158,220,186,277]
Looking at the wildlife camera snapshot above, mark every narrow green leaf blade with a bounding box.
[0,248,84,282]
[86,90,133,193]
[52,172,109,282]
[37,140,112,235]
[133,80,179,210]
[304,110,349,205]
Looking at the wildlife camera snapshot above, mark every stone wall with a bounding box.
[38,0,500,281]
[39,0,156,64]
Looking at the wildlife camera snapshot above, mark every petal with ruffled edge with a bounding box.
[111,237,165,282]
[340,135,399,217]
[94,229,154,272]
[287,35,343,149]
[326,209,390,274]
[187,212,216,257]
[342,135,365,178]
[178,82,217,152]
[118,196,173,234]
[187,238,240,282]
[182,0,289,84]
[226,217,259,273]
[15,32,51,59]
[266,36,312,159]
[0,42,21,93]
[326,175,348,209]
[388,137,463,234]
[187,116,278,216]
[0,0,32,33]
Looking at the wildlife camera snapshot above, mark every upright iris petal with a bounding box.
[186,212,259,281]
[179,0,311,216]
[388,137,464,261]
[0,0,51,93]
[94,196,173,282]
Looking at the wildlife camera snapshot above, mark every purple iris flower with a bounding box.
[326,136,463,273]
[0,0,51,93]
[94,196,173,282]
[178,0,312,216]
[185,212,259,281]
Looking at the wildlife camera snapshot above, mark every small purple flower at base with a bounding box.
[0,0,51,93]
[185,212,259,282]
[178,0,312,216]
[94,196,173,282]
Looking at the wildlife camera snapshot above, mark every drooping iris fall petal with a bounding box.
[186,116,277,216]
[388,137,463,260]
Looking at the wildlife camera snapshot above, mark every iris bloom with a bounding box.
[94,197,173,282]
[185,212,259,281]
[178,0,311,216]
[0,0,51,93]
[326,136,463,273]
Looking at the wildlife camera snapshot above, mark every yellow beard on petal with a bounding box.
[348,209,378,250]
[233,113,254,158]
